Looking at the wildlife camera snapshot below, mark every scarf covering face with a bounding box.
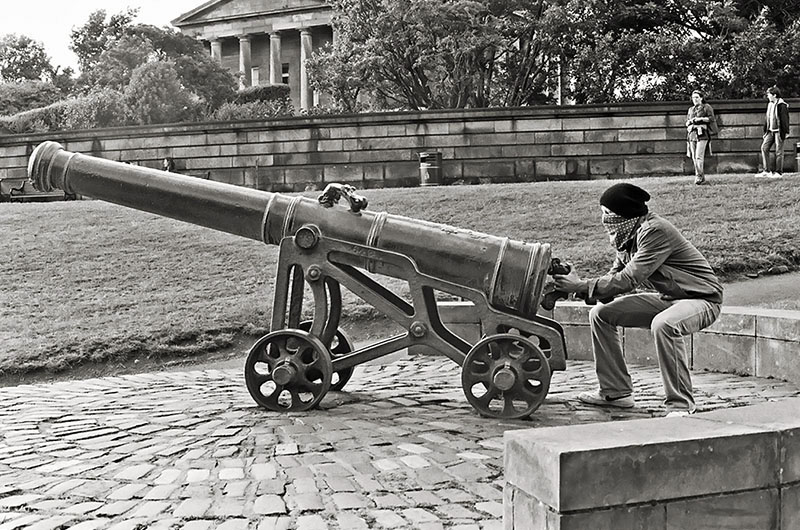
[602,212,642,251]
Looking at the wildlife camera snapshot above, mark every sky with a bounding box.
[0,1,206,72]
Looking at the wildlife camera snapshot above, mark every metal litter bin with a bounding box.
[796,142,800,172]
[419,151,442,186]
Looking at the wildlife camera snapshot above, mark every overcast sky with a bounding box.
[0,1,205,72]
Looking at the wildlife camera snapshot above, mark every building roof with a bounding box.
[171,0,330,27]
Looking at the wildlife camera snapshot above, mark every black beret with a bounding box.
[600,183,650,218]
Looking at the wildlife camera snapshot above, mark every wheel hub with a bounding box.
[492,365,517,391]
[272,363,297,386]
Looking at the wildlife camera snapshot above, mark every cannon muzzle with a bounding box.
[29,141,551,317]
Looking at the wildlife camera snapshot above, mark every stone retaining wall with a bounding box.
[504,398,800,530]
[1,100,799,191]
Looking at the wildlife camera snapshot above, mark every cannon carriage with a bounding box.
[28,141,568,419]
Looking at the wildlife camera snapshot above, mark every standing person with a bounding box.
[552,183,723,417]
[685,90,718,185]
[757,86,790,178]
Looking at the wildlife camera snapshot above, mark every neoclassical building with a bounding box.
[172,0,333,110]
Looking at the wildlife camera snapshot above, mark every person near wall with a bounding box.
[552,183,723,417]
[756,86,790,178]
[685,90,719,185]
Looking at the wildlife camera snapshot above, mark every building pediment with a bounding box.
[172,0,329,27]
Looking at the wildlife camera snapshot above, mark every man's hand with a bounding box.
[552,267,587,295]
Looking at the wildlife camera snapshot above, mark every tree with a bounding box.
[310,0,561,110]
[0,34,53,82]
[85,25,237,114]
[70,8,138,74]
[124,61,193,125]
[0,80,62,115]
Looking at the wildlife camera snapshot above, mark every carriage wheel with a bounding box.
[245,329,332,412]
[461,333,551,419]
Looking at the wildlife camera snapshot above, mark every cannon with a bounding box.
[28,141,568,419]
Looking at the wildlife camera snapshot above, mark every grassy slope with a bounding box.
[2,174,798,375]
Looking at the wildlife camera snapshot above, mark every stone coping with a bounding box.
[504,397,800,529]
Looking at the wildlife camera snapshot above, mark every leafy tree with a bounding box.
[0,34,53,82]
[70,8,138,74]
[86,25,237,114]
[124,60,194,125]
[0,80,62,115]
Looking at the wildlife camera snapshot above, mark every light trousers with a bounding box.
[761,132,785,173]
[688,138,709,177]
[589,293,721,413]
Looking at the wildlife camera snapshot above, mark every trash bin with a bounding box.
[418,151,442,186]
[796,142,800,172]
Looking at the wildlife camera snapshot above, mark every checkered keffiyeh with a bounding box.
[602,212,643,251]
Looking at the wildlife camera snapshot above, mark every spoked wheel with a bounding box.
[245,329,332,412]
[461,333,551,419]
[298,320,355,391]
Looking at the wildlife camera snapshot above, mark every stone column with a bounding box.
[239,35,252,88]
[300,29,313,110]
[210,39,222,62]
[270,32,282,85]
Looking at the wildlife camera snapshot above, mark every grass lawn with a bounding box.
[3,173,799,377]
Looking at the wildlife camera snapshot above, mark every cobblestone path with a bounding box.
[0,357,798,530]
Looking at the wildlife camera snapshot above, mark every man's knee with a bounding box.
[589,303,614,327]
[651,313,682,338]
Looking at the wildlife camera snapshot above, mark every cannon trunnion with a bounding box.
[29,141,568,419]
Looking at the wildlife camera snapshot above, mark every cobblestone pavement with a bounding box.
[0,357,798,530]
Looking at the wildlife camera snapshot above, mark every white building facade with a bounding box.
[172,0,333,110]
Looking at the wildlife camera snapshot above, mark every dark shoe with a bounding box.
[578,391,635,409]
[694,176,705,185]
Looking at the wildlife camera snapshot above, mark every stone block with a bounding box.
[284,167,323,185]
[535,160,566,177]
[666,488,778,530]
[508,486,550,530]
[617,129,668,142]
[565,159,588,178]
[469,132,515,146]
[437,302,478,324]
[463,161,515,179]
[323,165,363,183]
[694,398,800,484]
[212,169,244,186]
[504,418,778,512]
[502,145,550,158]
[550,144,604,157]
[755,309,800,341]
[515,159,535,181]
[623,157,682,175]
[756,337,800,385]
[184,157,233,170]
[406,122,449,136]
[783,483,800,530]
[561,324,593,362]
[553,303,590,325]
[584,130,618,143]
[455,146,504,160]
[693,332,755,376]
[703,308,755,336]
[552,503,666,530]
[589,159,624,176]
[512,118,563,132]
[316,139,344,152]
[623,327,658,367]
[441,160,462,180]
[534,131,584,144]
[384,162,419,181]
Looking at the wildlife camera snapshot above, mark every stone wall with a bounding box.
[504,397,800,530]
[1,100,798,191]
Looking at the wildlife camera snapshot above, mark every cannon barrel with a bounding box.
[28,141,551,316]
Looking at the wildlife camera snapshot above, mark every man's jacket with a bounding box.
[587,213,723,304]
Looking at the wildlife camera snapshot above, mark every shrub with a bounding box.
[0,101,69,133]
[0,80,63,116]
[124,60,195,125]
[234,84,291,104]
[62,88,128,130]
[209,100,295,121]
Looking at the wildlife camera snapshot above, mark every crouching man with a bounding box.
[553,183,723,417]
